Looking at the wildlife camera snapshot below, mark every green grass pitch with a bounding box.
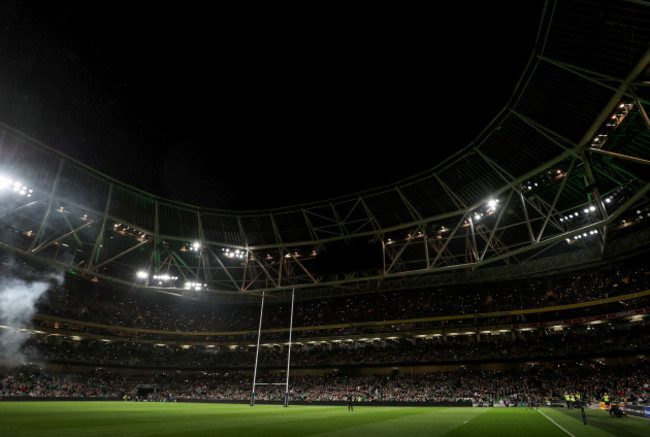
[0,402,647,437]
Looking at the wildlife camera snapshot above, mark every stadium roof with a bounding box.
[1,0,650,302]
[0,1,542,210]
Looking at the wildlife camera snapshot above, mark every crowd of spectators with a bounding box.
[12,319,650,370]
[2,361,649,407]
[1,251,649,410]
[30,257,650,337]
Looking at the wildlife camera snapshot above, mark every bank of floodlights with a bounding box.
[222,247,245,259]
[559,205,597,224]
[467,198,500,225]
[135,271,181,286]
[152,274,178,284]
[184,281,207,291]
[565,228,599,245]
[590,101,634,149]
[0,174,33,198]
[181,241,201,252]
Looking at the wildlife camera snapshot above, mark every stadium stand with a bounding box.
[1,0,650,413]
[1,249,649,408]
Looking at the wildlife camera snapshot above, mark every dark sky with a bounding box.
[0,1,544,210]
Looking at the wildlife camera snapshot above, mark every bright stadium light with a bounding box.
[487,198,498,210]
[181,241,201,252]
[0,174,33,197]
[0,175,11,189]
[184,281,206,291]
[153,274,178,284]
[222,248,245,259]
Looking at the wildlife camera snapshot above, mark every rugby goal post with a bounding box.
[250,289,295,407]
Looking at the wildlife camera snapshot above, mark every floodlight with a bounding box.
[222,247,245,259]
[184,281,205,290]
[153,274,177,282]
[0,176,12,189]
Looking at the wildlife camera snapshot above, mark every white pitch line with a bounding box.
[537,408,576,437]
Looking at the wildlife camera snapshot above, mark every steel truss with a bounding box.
[1,0,649,302]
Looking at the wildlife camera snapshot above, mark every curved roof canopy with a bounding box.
[1,0,650,302]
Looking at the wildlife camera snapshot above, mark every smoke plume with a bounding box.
[0,260,63,365]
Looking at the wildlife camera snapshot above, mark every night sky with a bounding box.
[0,1,544,210]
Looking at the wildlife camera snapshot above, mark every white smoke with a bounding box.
[0,266,63,365]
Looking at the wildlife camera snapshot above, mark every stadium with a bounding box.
[1,0,650,436]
